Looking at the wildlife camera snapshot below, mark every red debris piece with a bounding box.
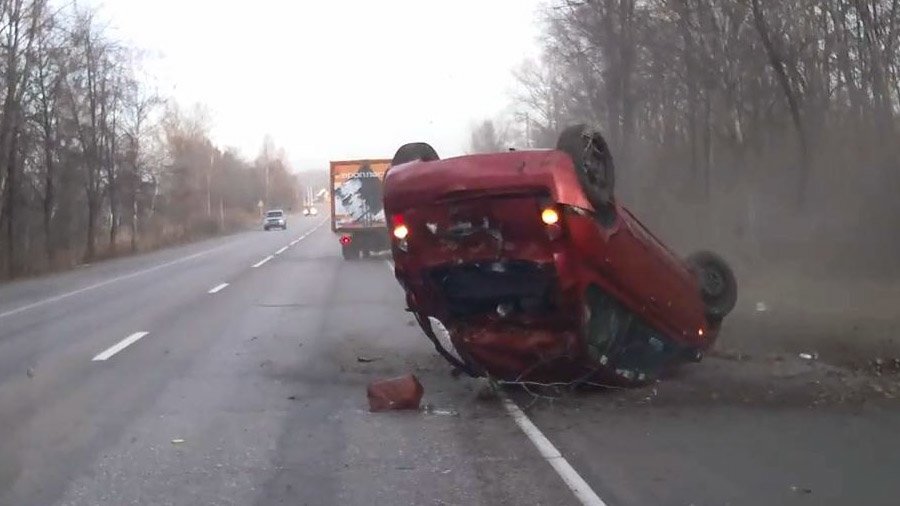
[367,374,425,412]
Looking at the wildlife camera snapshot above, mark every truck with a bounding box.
[329,159,391,260]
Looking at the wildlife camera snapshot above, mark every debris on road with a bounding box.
[790,485,813,494]
[755,301,768,312]
[869,357,900,376]
[799,352,819,361]
[711,348,751,362]
[171,439,185,444]
[367,374,424,412]
[356,356,381,363]
[474,378,499,401]
[422,404,459,416]
[26,367,34,378]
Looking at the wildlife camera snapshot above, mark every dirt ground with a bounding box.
[417,269,900,408]
[619,269,900,409]
[719,269,900,369]
[351,259,900,408]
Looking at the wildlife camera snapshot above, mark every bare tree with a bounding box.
[469,119,506,153]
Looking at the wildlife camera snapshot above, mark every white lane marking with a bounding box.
[92,332,150,361]
[252,255,274,268]
[298,220,326,242]
[0,242,236,321]
[251,219,325,269]
[503,397,608,506]
[208,283,229,294]
[385,260,395,273]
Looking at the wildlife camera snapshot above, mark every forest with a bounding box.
[0,1,299,279]
[473,0,900,277]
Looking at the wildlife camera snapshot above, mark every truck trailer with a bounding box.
[329,159,391,260]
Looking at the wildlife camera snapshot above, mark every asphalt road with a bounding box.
[1,211,898,506]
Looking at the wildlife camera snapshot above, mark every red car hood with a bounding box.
[383,150,595,213]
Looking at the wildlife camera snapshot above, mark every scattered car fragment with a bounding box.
[383,125,738,385]
[367,374,425,411]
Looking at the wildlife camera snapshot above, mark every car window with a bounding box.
[266,211,283,217]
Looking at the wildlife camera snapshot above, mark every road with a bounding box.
[1,212,899,506]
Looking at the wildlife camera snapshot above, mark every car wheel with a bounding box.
[686,251,738,323]
[556,124,616,210]
[391,142,440,166]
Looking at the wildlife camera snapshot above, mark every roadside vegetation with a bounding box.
[474,0,900,280]
[0,1,300,280]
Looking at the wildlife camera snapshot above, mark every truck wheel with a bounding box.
[341,244,358,261]
[686,251,738,323]
[391,142,440,166]
[556,124,615,210]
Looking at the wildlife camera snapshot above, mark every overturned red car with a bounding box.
[383,126,737,385]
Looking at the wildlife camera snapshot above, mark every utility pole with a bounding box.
[264,163,270,208]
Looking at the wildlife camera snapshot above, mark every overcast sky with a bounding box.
[90,0,544,170]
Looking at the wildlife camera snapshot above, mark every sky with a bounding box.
[89,0,544,171]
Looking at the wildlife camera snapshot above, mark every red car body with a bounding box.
[384,150,720,383]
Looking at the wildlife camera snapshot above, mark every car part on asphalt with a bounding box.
[367,374,425,412]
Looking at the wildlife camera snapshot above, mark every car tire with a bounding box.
[686,251,738,323]
[391,142,440,166]
[556,124,616,210]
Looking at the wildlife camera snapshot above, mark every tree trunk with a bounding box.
[130,195,138,253]
[3,141,15,277]
[43,127,55,263]
[702,90,712,203]
[751,0,810,207]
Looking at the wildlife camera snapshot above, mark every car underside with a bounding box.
[384,126,737,386]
